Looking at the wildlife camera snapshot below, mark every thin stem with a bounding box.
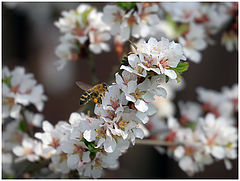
[135,139,179,147]
[20,109,33,137]
[86,51,98,85]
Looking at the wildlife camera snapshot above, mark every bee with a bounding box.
[76,81,108,105]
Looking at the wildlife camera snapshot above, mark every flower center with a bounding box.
[131,88,146,99]
[4,97,15,106]
[159,58,169,69]
[127,15,137,28]
[72,27,85,36]
[113,11,122,22]
[96,128,106,138]
[142,54,155,68]
[108,99,120,111]
[50,138,60,149]
[117,119,129,129]
[73,144,85,154]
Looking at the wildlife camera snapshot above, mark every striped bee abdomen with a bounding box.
[79,90,92,105]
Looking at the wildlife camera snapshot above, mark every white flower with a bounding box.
[120,53,147,77]
[35,121,69,157]
[124,78,150,112]
[55,42,78,71]
[161,2,201,23]
[2,66,47,120]
[221,31,238,52]
[178,23,207,63]
[24,110,44,128]
[178,101,202,122]
[89,30,111,54]
[115,70,138,93]
[2,120,25,151]
[49,151,70,174]
[102,5,125,36]
[133,3,160,38]
[136,37,186,79]
[2,152,14,175]
[120,10,140,41]
[101,84,128,113]
[13,136,43,162]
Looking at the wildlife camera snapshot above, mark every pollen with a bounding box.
[93,98,98,103]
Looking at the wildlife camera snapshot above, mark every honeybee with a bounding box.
[76,81,108,105]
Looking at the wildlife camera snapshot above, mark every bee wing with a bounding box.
[75,81,92,91]
[129,40,138,52]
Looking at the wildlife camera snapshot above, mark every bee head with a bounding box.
[102,83,108,91]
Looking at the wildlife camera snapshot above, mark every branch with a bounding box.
[135,139,179,147]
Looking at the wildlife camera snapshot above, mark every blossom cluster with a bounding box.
[148,84,238,176]
[2,66,48,177]
[55,4,111,70]
[29,37,187,178]
[2,66,47,120]
[55,2,237,70]
[159,2,237,62]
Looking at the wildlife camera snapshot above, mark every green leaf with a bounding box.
[176,24,189,36]
[4,174,14,179]
[2,76,12,87]
[165,13,177,30]
[81,7,93,25]
[18,120,27,132]
[175,62,189,73]
[81,137,101,153]
[116,2,136,11]
[90,151,96,160]
[75,41,82,50]
[185,121,197,130]
[165,75,169,83]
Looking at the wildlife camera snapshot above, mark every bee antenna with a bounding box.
[129,40,138,51]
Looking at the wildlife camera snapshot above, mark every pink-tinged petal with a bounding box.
[143,91,155,102]
[77,160,83,168]
[179,156,194,173]
[125,94,136,102]
[115,73,123,86]
[165,69,177,79]
[127,80,137,94]
[146,14,160,25]
[82,151,91,163]
[133,128,144,139]
[147,103,157,116]
[10,105,21,119]
[83,130,97,142]
[120,65,134,74]
[69,112,81,125]
[89,44,101,54]
[67,154,80,169]
[224,159,232,170]
[128,54,140,68]
[13,146,25,157]
[136,111,149,124]
[135,99,148,112]
[61,141,74,154]
[153,87,167,98]
[120,26,130,42]
[132,24,140,38]
[174,146,185,159]
[211,146,225,159]
[96,138,105,148]
[92,167,102,178]
[104,136,116,153]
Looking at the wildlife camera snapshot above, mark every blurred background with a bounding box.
[2,2,238,178]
